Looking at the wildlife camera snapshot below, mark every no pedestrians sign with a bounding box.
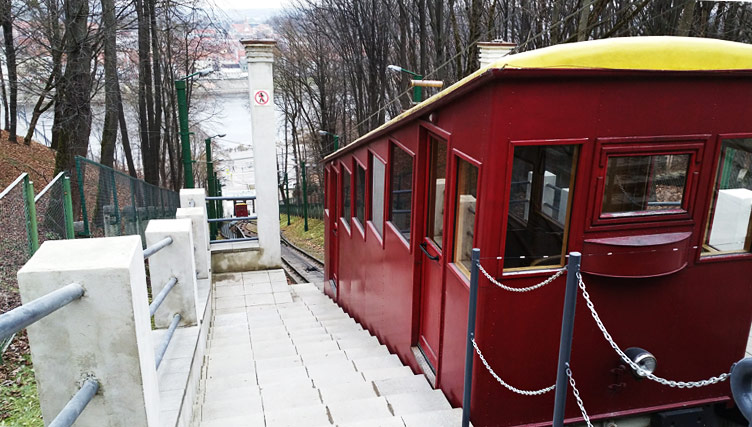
[253,90,271,106]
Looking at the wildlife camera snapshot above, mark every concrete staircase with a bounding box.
[195,270,466,427]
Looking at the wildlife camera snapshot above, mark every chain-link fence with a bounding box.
[279,161,325,222]
[74,156,180,241]
[0,174,35,320]
[35,172,70,245]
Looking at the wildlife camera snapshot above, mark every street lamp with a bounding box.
[318,130,340,152]
[176,68,213,188]
[387,65,423,103]
[205,133,225,240]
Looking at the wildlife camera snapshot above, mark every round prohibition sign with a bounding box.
[254,90,270,106]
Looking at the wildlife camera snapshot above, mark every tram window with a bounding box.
[702,138,752,256]
[390,144,413,243]
[355,163,366,228]
[427,137,448,248]
[342,168,351,228]
[504,145,576,270]
[602,154,689,216]
[371,155,386,237]
[453,159,478,277]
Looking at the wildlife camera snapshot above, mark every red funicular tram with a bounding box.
[322,37,752,426]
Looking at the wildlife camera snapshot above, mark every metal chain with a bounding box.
[566,363,594,427]
[477,262,565,293]
[472,338,556,396]
[577,273,730,388]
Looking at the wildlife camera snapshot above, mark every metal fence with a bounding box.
[75,156,180,240]
[0,174,34,314]
[279,203,324,220]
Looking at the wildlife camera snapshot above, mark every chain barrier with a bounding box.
[472,338,556,396]
[477,262,565,293]
[577,273,730,388]
[566,363,594,427]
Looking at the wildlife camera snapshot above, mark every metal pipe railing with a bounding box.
[155,313,181,369]
[149,277,178,316]
[49,378,99,427]
[207,215,257,223]
[143,236,173,259]
[0,283,85,342]
[205,195,256,201]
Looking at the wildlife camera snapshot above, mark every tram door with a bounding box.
[417,135,447,371]
[329,168,339,293]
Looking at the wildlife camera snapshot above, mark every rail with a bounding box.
[155,313,182,369]
[461,248,752,427]
[143,236,173,259]
[49,378,100,427]
[149,276,178,316]
[205,194,258,243]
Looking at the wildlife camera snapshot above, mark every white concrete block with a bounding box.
[179,188,209,252]
[264,404,330,427]
[18,236,159,427]
[327,396,392,425]
[176,207,210,279]
[146,219,200,328]
[386,390,451,415]
[373,375,432,396]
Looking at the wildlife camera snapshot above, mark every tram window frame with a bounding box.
[354,160,367,236]
[388,141,415,248]
[451,154,480,279]
[369,151,387,241]
[501,141,579,272]
[340,160,352,233]
[701,135,752,259]
[590,137,706,228]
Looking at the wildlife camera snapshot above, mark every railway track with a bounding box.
[280,236,325,287]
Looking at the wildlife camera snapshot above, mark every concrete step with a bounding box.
[264,403,331,427]
[360,366,414,382]
[373,374,432,396]
[401,408,468,427]
[327,396,392,425]
[386,390,452,416]
[318,381,379,404]
[352,354,403,371]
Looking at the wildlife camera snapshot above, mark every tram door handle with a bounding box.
[419,242,440,261]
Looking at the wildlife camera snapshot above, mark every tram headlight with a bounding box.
[625,347,656,379]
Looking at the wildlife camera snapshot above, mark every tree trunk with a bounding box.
[1,0,17,142]
[99,0,118,168]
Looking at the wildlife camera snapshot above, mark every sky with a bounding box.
[213,0,290,10]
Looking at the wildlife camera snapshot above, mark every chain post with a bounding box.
[62,176,75,239]
[553,252,581,427]
[462,248,481,427]
[24,177,40,255]
[75,157,90,236]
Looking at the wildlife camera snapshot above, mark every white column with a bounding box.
[17,236,160,427]
[179,188,210,253]
[145,219,199,328]
[176,207,210,279]
[242,39,282,268]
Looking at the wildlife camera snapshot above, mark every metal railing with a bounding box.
[206,195,259,243]
[143,236,173,259]
[0,282,97,426]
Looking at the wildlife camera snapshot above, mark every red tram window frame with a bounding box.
[587,135,710,230]
[352,157,367,239]
[386,138,415,252]
[339,158,353,236]
[367,149,387,248]
[446,149,482,285]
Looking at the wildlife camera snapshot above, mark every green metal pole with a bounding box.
[412,74,423,103]
[334,135,339,151]
[206,137,217,240]
[24,178,39,255]
[285,172,291,226]
[720,147,736,189]
[176,79,194,188]
[75,156,90,236]
[63,176,75,239]
[301,161,309,232]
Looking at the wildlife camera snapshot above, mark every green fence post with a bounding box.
[63,176,75,239]
[24,177,40,255]
[110,170,121,235]
[301,161,309,232]
[75,157,90,236]
[285,172,291,226]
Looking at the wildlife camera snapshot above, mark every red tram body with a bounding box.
[322,37,752,426]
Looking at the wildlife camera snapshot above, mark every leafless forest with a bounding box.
[0,0,750,194]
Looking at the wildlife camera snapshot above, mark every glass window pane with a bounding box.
[390,145,413,243]
[426,137,447,248]
[453,159,478,277]
[504,145,576,269]
[703,138,752,255]
[355,164,366,227]
[342,167,351,227]
[371,156,386,237]
[602,154,689,216]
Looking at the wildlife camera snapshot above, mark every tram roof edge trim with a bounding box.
[325,36,752,161]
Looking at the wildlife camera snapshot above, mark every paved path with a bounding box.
[195,270,464,427]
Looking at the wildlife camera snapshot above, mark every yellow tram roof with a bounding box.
[326,36,752,160]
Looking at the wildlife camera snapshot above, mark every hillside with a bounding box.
[0,132,56,191]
